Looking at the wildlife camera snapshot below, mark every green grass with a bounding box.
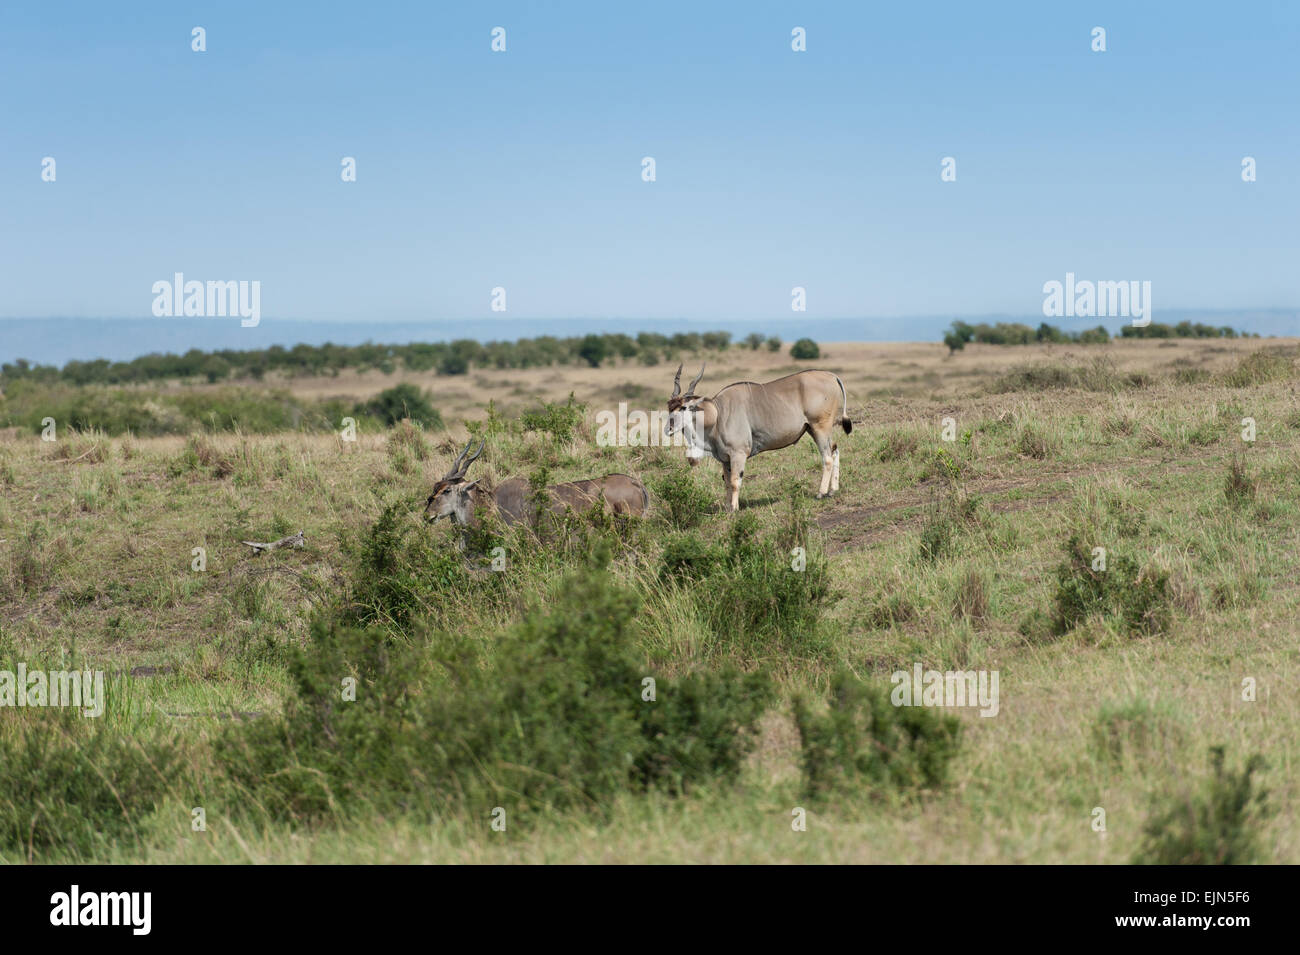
[1,344,1298,863]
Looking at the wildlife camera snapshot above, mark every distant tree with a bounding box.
[790,338,820,360]
[577,334,608,368]
[943,321,975,354]
[609,333,639,360]
[361,383,444,428]
[1036,322,1068,344]
[765,336,782,352]
[670,332,703,354]
[438,353,469,375]
[201,356,231,383]
[744,332,765,350]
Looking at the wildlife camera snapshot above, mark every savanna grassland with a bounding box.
[1,336,1297,863]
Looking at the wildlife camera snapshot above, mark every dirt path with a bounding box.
[815,448,1229,553]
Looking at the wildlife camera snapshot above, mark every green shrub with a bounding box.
[790,338,820,360]
[0,716,179,860]
[667,513,836,656]
[1219,349,1294,388]
[919,503,957,562]
[659,532,721,581]
[877,430,919,462]
[1015,423,1057,459]
[651,467,714,529]
[793,671,961,802]
[577,335,608,368]
[1051,535,1171,635]
[358,383,443,429]
[218,560,774,822]
[918,482,980,563]
[1133,746,1272,864]
[386,419,432,471]
[166,434,234,479]
[991,357,1147,394]
[0,380,369,436]
[520,393,585,442]
[340,503,484,632]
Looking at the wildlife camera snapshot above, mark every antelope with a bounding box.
[423,439,649,527]
[664,363,852,511]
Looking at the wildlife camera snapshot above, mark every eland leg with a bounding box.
[728,451,747,512]
[814,430,834,498]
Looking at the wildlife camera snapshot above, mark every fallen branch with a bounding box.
[52,445,103,464]
[241,530,305,554]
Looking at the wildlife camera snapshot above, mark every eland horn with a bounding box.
[686,363,706,396]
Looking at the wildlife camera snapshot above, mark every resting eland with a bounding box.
[424,439,649,527]
[664,364,852,511]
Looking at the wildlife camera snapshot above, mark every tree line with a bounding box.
[942,320,1254,353]
[0,330,794,388]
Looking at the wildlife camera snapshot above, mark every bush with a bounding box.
[919,502,957,562]
[218,559,774,821]
[651,468,714,529]
[1015,423,1057,459]
[1051,535,1171,636]
[876,430,919,462]
[1220,349,1294,387]
[793,671,962,802]
[660,512,836,657]
[0,381,359,436]
[0,716,179,860]
[991,357,1147,394]
[340,503,484,633]
[1133,746,1272,864]
[659,533,721,580]
[358,383,443,429]
[943,321,974,353]
[577,335,608,368]
[387,418,432,465]
[790,338,820,360]
[918,479,980,564]
[519,393,586,442]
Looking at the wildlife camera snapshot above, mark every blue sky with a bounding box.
[1,1,1297,335]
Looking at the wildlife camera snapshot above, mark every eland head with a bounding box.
[423,437,485,523]
[664,363,708,466]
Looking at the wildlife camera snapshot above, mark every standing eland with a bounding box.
[663,363,851,511]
